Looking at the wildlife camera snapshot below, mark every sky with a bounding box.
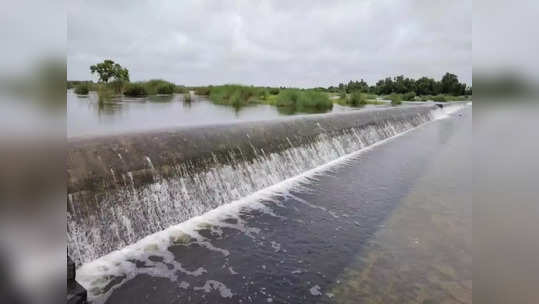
[67,0,472,87]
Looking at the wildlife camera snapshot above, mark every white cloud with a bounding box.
[67,0,471,87]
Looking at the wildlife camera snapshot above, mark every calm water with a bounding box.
[67,90,381,138]
[77,106,471,303]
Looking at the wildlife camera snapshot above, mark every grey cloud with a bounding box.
[68,0,471,87]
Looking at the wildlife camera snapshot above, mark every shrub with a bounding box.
[403,91,416,101]
[183,92,192,102]
[123,83,148,97]
[174,86,187,94]
[388,93,402,105]
[432,95,447,102]
[156,82,175,95]
[96,85,116,101]
[194,86,211,96]
[347,91,367,106]
[276,89,332,111]
[339,91,347,100]
[142,79,175,95]
[269,87,280,95]
[74,83,89,95]
[209,85,259,106]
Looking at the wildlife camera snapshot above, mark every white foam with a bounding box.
[310,285,322,296]
[76,106,461,303]
[194,280,233,298]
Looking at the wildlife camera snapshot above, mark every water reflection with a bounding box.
[68,90,377,137]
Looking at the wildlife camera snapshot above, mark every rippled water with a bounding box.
[75,106,471,303]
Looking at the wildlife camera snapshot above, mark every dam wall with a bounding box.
[68,105,439,265]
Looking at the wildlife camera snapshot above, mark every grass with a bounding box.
[388,93,402,105]
[209,85,263,106]
[141,79,175,95]
[74,83,89,95]
[193,86,211,96]
[123,82,148,97]
[275,89,333,111]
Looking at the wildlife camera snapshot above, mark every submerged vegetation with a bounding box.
[388,94,402,105]
[209,85,263,106]
[74,83,89,95]
[275,89,333,111]
[69,60,471,113]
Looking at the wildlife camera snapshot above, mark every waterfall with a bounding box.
[67,105,439,266]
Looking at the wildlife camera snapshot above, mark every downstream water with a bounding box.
[67,90,384,138]
[76,106,471,303]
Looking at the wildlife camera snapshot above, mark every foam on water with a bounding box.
[76,104,469,303]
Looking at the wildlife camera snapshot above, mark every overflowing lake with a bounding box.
[67,90,386,138]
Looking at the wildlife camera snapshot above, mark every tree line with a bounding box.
[327,73,471,96]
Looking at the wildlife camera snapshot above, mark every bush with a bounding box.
[96,85,116,101]
[141,79,175,95]
[276,89,332,111]
[74,83,89,95]
[269,87,280,95]
[156,82,175,95]
[403,91,416,101]
[194,86,211,96]
[174,86,187,94]
[209,85,260,106]
[388,93,402,105]
[183,92,192,102]
[432,95,447,102]
[347,91,367,106]
[123,83,148,97]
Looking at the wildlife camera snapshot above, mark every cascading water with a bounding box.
[67,105,445,266]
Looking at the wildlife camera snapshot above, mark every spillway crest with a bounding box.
[67,105,439,265]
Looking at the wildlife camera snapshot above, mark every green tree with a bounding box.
[90,60,130,83]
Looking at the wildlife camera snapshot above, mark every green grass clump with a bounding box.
[209,85,262,106]
[432,94,447,102]
[183,92,192,102]
[96,84,116,101]
[388,93,402,105]
[403,91,416,101]
[156,82,175,95]
[269,88,280,95]
[74,83,89,95]
[141,79,175,95]
[347,91,367,106]
[174,86,187,94]
[276,89,333,111]
[123,82,148,97]
[194,86,211,96]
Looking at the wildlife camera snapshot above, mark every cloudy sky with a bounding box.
[67,0,471,87]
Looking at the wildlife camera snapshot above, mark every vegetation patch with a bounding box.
[74,83,89,95]
[123,82,148,97]
[208,85,263,106]
[276,89,333,111]
[388,93,402,105]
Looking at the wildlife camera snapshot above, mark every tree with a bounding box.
[441,72,462,95]
[90,60,130,83]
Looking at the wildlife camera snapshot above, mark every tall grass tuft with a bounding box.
[347,91,367,106]
[388,93,402,105]
[209,85,261,106]
[123,82,148,97]
[276,89,333,111]
[74,83,89,95]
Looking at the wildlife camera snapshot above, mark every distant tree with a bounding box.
[441,72,464,95]
[90,60,130,83]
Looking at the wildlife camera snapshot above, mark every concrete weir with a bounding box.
[67,105,439,266]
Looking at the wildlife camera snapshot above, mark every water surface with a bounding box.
[77,106,471,303]
[68,90,380,138]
